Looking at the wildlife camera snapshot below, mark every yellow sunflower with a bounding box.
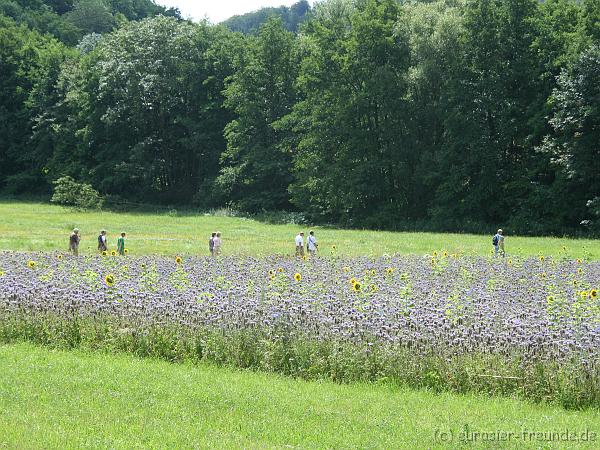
[124,249,129,255]
[507,259,513,266]
[175,256,182,264]
[277,267,284,273]
[27,260,37,269]
[433,251,438,257]
[577,268,583,274]
[105,274,115,287]
[111,250,117,256]
[580,291,589,299]
[268,270,275,277]
[443,251,448,258]
[353,282,362,292]
[590,289,598,299]
[540,272,547,279]
[0,270,5,277]
[57,254,63,261]
[577,259,583,264]
[101,251,108,256]
[572,280,578,287]
[539,256,545,262]
[294,273,302,282]
[386,268,395,275]
[350,277,358,286]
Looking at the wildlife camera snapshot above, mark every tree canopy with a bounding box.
[1,0,599,234]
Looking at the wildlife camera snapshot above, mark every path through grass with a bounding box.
[1,201,598,259]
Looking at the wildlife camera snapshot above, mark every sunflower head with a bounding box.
[105,274,115,287]
[433,251,438,257]
[111,250,117,256]
[577,268,583,274]
[332,245,337,251]
[175,256,182,264]
[124,249,129,255]
[27,260,37,269]
[277,267,284,273]
[539,256,545,262]
[540,272,547,279]
[57,254,63,261]
[294,273,302,282]
[353,282,362,292]
[443,251,448,258]
[101,251,108,256]
[580,291,589,299]
[350,277,358,286]
[507,259,513,266]
[572,280,578,286]
[141,263,147,270]
[577,259,583,264]
[268,270,275,277]
[590,289,598,299]
[386,268,395,275]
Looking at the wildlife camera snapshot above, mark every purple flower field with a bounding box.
[1,251,599,407]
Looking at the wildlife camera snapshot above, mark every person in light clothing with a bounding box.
[295,232,305,257]
[493,229,505,257]
[307,230,318,256]
[213,232,222,256]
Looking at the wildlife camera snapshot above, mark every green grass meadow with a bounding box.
[1,343,599,449]
[1,201,598,259]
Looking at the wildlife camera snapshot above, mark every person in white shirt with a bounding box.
[295,232,305,257]
[307,230,318,256]
[213,231,222,256]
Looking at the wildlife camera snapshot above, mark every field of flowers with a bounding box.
[1,251,599,408]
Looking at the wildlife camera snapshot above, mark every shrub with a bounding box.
[51,176,104,210]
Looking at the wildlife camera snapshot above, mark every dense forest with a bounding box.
[222,0,311,34]
[1,0,599,235]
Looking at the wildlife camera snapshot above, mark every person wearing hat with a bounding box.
[492,229,505,257]
[69,228,80,256]
[98,230,108,253]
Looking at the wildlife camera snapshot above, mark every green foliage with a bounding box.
[222,0,311,34]
[51,175,104,209]
[1,0,600,235]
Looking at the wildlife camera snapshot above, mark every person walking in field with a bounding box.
[69,228,80,256]
[98,230,108,253]
[493,229,505,257]
[213,232,222,256]
[307,230,318,256]
[117,232,126,256]
[295,232,305,257]
[209,232,216,256]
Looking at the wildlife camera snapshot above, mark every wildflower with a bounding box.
[353,282,362,292]
[539,256,545,262]
[431,258,436,265]
[57,254,63,261]
[175,256,182,264]
[386,268,395,275]
[332,245,337,251]
[277,267,284,273]
[577,268,583,274]
[370,284,378,293]
[507,259,513,266]
[591,289,598,299]
[111,250,117,256]
[572,280,578,287]
[27,260,37,269]
[433,251,438,257]
[268,270,275,277]
[0,270,4,277]
[101,251,108,256]
[370,269,376,276]
[540,272,547,279]
[294,273,302,282]
[577,259,583,264]
[443,251,448,258]
[350,277,358,286]
[105,274,115,287]
[124,249,129,255]
[140,263,147,270]
[580,291,589,299]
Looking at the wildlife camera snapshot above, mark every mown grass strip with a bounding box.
[0,343,599,449]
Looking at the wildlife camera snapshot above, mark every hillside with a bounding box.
[221,0,310,33]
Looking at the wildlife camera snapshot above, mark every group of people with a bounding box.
[208,232,223,257]
[295,231,318,257]
[68,228,127,256]
[68,225,503,258]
